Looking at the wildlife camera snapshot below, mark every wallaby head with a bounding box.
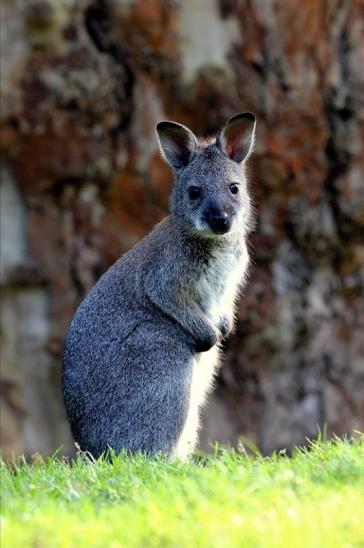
[156,112,256,239]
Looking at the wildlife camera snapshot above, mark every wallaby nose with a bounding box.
[205,208,232,235]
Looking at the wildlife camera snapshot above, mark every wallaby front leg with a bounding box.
[188,305,220,352]
[145,278,220,352]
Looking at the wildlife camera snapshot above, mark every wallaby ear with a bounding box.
[156,121,198,170]
[217,112,256,163]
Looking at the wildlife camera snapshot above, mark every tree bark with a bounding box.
[1,0,363,457]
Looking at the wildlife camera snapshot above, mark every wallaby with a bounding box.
[63,112,256,459]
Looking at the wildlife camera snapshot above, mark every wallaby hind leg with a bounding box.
[123,340,194,455]
[73,325,196,456]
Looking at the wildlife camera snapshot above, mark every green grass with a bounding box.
[1,437,364,548]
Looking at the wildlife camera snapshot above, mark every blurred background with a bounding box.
[1,0,363,458]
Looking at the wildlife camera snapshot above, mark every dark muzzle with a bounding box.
[204,206,232,235]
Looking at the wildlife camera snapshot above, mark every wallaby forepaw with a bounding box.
[194,330,219,353]
[218,316,233,338]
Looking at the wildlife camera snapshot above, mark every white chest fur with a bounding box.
[198,240,249,326]
[172,240,249,460]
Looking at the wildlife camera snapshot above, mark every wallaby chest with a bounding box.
[196,242,248,325]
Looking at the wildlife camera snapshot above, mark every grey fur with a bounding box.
[63,112,256,459]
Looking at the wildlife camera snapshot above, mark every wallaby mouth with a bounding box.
[209,219,232,235]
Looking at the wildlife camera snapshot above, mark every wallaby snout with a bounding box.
[203,203,233,235]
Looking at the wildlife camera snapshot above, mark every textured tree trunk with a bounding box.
[1,0,363,457]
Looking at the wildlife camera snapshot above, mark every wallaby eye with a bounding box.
[188,186,201,200]
[229,183,239,195]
